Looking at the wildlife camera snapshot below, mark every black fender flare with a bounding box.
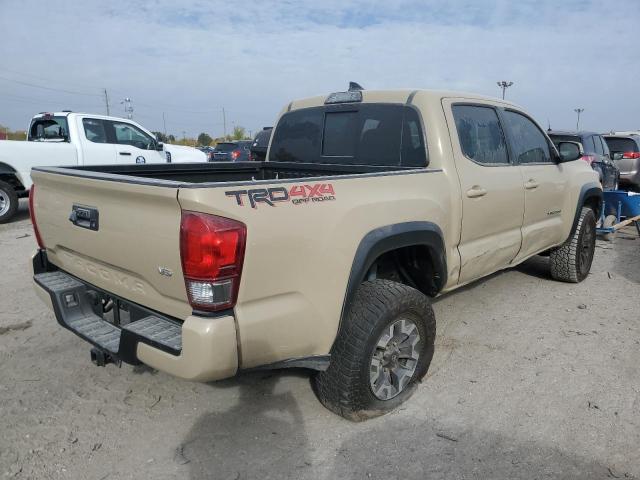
[339,221,447,329]
[568,182,602,240]
[0,162,18,176]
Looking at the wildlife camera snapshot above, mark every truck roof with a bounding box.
[32,112,135,122]
[286,88,520,111]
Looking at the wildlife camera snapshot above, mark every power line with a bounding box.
[0,75,102,97]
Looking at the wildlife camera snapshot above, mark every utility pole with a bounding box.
[182,131,186,143]
[496,80,514,100]
[103,88,110,116]
[222,108,227,138]
[574,108,584,131]
[162,112,167,137]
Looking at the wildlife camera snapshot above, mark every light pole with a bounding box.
[120,98,133,119]
[574,108,584,131]
[497,81,513,100]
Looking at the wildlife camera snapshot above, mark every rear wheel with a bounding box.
[550,207,596,282]
[313,279,435,421]
[0,180,18,224]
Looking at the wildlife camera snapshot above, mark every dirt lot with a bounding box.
[1,199,639,480]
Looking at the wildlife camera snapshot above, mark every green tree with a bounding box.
[197,132,213,146]
[152,131,168,143]
[232,126,246,141]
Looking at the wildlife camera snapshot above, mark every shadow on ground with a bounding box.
[182,370,312,480]
[178,369,626,480]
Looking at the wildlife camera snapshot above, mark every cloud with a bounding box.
[0,0,639,135]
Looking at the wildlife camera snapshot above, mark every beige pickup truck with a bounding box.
[30,87,601,420]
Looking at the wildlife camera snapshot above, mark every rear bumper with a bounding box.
[31,250,238,382]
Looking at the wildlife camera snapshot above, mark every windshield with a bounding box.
[28,116,69,142]
[215,143,238,152]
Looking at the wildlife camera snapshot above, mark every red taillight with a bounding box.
[231,150,240,160]
[581,154,596,165]
[28,185,45,249]
[622,151,640,159]
[180,211,246,311]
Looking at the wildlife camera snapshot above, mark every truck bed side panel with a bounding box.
[177,170,455,368]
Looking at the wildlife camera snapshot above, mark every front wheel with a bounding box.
[0,180,19,224]
[313,279,435,421]
[550,207,596,283]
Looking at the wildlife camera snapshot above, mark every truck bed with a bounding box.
[33,161,420,186]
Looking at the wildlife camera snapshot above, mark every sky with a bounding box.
[0,0,639,138]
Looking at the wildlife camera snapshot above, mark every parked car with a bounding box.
[210,141,252,162]
[603,133,640,190]
[249,127,273,161]
[548,131,619,190]
[0,112,206,223]
[30,88,600,420]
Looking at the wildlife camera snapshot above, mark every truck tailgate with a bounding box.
[31,170,191,319]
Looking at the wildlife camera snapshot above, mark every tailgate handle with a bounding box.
[69,204,99,231]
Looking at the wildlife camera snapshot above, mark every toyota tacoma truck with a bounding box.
[30,87,601,420]
[0,112,206,223]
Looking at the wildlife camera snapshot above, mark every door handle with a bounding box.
[466,186,487,198]
[524,179,539,190]
[119,152,132,156]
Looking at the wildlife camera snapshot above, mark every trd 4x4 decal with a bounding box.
[226,183,336,209]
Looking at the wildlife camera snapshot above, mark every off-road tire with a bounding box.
[0,180,19,224]
[550,207,596,283]
[313,279,435,421]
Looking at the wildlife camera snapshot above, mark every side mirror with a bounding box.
[155,142,164,151]
[557,141,582,163]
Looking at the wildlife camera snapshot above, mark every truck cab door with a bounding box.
[444,100,525,285]
[78,117,117,165]
[501,110,567,262]
[107,120,166,165]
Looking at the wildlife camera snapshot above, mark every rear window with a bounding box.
[252,128,273,150]
[28,116,69,142]
[549,134,581,147]
[215,143,237,152]
[604,137,639,154]
[268,104,427,167]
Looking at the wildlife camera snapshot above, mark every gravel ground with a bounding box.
[1,199,639,480]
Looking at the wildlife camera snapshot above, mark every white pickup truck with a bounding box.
[0,112,206,222]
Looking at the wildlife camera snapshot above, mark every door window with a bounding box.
[452,105,509,165]
[110,122,154,149]
[592,136,604,155]
[503,111,552,164]
[82,119,107,143]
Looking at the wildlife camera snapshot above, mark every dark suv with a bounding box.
[210,141,252,162]
[548,131,619,190]
[249,127,273,161]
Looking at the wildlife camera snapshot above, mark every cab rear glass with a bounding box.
[28,116,69,142]
[269,104,428,167]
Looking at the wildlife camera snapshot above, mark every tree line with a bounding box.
[153,126,251,147]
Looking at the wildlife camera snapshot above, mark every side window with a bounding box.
[584,136,597,154]
[110,122,153,149]
[503,111,552,164]
[596,136,609,156]
[452,105,509,165]
[592,136,604,155]
[82,119,107,144]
